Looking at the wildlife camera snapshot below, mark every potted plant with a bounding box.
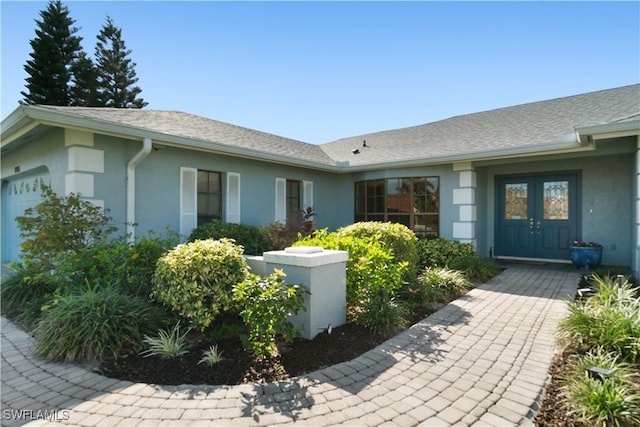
[569,240,603,270]
[301,206,316,235]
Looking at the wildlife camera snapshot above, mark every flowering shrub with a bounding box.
[570,240,602,247]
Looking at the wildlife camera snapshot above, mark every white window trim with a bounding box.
[275,177,286,224]
[179,167,197,239]
[226,172,241,224]
[303,180,313,211]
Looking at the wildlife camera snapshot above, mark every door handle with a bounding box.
[536,221,541,234]
[529,218,534,234]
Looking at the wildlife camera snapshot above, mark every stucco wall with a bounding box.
[115,144,353,238]
[1,128,67,192]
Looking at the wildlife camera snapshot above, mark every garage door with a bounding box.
[2,171,50,262]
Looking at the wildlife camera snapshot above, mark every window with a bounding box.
[275,178,313,224]
[355,177,439,238]
[286,180,301,223]
[197,170,222,225]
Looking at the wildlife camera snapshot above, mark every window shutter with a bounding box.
[180,167,197,238]
[303,180,313,210]
[226,172,241,224]
[275,177,286,223]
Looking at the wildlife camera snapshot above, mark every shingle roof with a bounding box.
[320,84,640,166]
[14,84,640,170]
[35,106,336,166]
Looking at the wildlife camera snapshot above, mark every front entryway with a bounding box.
[495,172,579,261]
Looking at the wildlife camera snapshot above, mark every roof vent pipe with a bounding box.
[127,138,152,242]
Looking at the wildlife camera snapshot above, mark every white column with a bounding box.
[263,246,348,340]
[452,162,477,247]
[64,129,104,208]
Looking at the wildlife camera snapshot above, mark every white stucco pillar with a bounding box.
[64,129,104,208]
[263,246,348,340]
[452,162,477,248]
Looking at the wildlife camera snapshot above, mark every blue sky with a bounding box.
[1,1,639,144]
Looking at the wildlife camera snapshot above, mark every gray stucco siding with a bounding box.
[127,145,353,238]
[1,128,67,193]
[93,135,134,235]
[579,154,632,267]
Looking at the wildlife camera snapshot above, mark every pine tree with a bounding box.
[70,52,99,106]
[21,0,84,105]
[95,16,147,108]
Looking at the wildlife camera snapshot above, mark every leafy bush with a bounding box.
[233,269,308,357]
[416,237,475,270]
[0,264,57,328]
[15,186,117,270]
[152,239,249,331]
[140,323,191,360]
[414,267,472,305]
[557,275,640,363]
[54,230,178,298]
[189,220,269,255]
[337,221,418,271]
[261,221,303,251]
[448,254,501,282]
[33,285,153,362]
[563,348,640,426]
[294,229,407,309]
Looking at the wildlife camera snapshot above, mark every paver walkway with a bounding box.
[1,266,578,427]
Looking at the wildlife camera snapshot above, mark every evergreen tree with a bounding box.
[21,0,84,105]
[95,16,147,108]
[70,52,99,106]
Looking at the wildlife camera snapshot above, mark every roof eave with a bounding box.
[1,106,340,172]
[340,139,592,172]
[1,106,36,147]
[153,137,340,172]
[576,119,640,140]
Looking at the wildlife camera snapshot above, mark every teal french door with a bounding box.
[495,173,579,260]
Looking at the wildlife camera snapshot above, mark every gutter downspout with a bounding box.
[127,138,152,242]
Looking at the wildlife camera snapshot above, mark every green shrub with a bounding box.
[152,239,249,331]
[15,186,117,270]
[414,267,472,305]
[233,269,308,357]
[294,229,407,310]
[448,254,501,282]
[261,221,303,251]
[189,220,269,255]
[356,289,407,336]
[140,323,191,360]
[338,221,418,272]
[0,264,57,329]
[416,237,475,270]
[33,286,153,362]
[557,275,640,363]
[54,230,178,298]
[563,348,640,426]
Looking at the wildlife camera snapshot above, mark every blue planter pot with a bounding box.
[569,246,603,270]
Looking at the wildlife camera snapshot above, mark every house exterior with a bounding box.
[2,84,639,273]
